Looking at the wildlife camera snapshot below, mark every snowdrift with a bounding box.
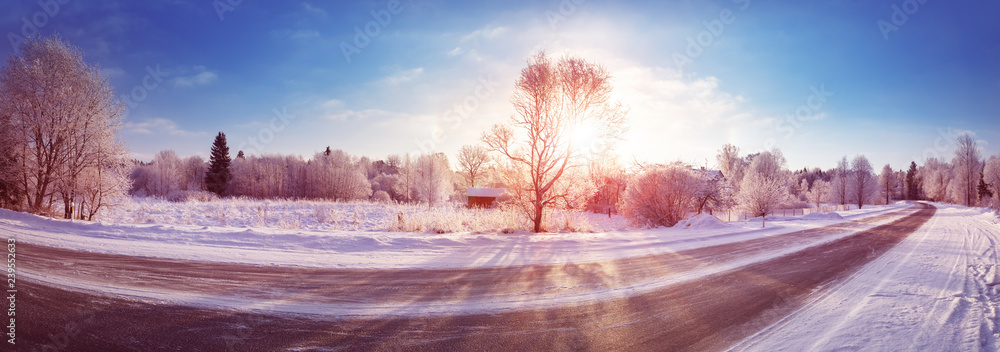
[674,214,732,229]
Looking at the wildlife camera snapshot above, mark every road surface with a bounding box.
[15,203,934,351]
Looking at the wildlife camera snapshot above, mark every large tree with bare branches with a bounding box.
[457,144,490,188]
[952,134,982,207]
[0,36,129,217]
[483,51,627,232]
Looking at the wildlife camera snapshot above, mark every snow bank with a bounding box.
[802,212,843,220]
[674,214,732,229]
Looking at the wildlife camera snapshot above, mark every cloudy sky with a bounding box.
[1,0,998,170]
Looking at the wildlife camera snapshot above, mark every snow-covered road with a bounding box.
[15,204,915,317]
[733,203,1000,352]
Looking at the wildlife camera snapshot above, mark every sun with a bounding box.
[567,121,602,156]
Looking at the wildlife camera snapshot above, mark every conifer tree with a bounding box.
[205,132,232,196]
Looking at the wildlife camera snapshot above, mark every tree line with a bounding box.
[129,138,468,206]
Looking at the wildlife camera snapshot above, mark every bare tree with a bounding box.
[456,144,490,188]
[849,155,878,209]
[148,150,182,197]
[829,156,850,206]
[483,51,627,232]
[415,152,453,207]
[806,179,829,210]
[180,156,207,191]
[953,134,982,207]
[587,152,626,213]
[920,157,951,202]
[621,163,700,228]
[0,36,128,216]
[693,168,727,214]
[878,164,897,205]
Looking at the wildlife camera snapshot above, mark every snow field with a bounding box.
[98,197,625,234]
[13,203,921,318]
[6,202,908,270]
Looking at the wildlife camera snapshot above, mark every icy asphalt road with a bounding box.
[15,203,935,351]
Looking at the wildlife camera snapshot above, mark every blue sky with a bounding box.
[1,0,997,171]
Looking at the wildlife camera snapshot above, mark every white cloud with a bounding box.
[301,3,328,19]
[461,26,508,42]
[378,67,424,86]
[123,118,206,137]
[172,66,219,87]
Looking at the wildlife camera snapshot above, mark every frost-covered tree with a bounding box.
[806,179,829,209]
[878,164,897,205]
[828,156,850,206]
[483,51,627,232]
[985,154,1000,209]
[621,163,700,227]
[306,149,371,201]
[0,36,128,216]
[737,150,789,220]
[147,150,182,197]
[716,143,745,191]
[205,132,231,196]
[920,157,951,202]
[952,134,982,207]
[415,153,453,206]
[180,156,207,192]
[693,168,728,214]
[849,155,878,209]
[457,144,490,188]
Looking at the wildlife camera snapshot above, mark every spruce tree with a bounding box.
[906,161,918,200]
[980,171,993,201]
[205,132,232,196]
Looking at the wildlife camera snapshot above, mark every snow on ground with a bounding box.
[4,200,905,270]
[674,213,733,229]
[97,197,628,233]
[732,203,1000,352]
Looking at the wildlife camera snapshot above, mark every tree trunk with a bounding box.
[532,203,544,233]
